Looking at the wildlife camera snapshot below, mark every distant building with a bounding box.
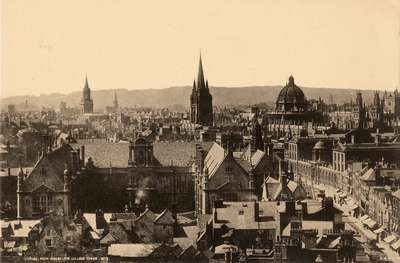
[7,104,15,114]
[16,143,80,218]
[59,101,67,114]
[106,90,119,113]
[72,138,195,213]
[81,76,94,114]
[265,76,325,138]
[190,55,213,127]
[194,141,275,215]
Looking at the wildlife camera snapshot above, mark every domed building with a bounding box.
[265,75,326,138]
[275,75,307,113]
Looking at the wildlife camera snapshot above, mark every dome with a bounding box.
[275,75,307,112]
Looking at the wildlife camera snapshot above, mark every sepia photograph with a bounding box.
[1,0,400,262]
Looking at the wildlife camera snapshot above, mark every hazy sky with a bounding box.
[1,0,400,98]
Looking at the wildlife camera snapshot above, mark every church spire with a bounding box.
[197,53,206,89]
[84,74,89,90]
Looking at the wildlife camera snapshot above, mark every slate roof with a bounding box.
[203,143,225,177]
[23,144,74,192]
[100,232,117,245]
[154,209,174,224]
[234,157,251,172]
[72,141,196,168]
[251,150,265,167]
[174,225,198,249]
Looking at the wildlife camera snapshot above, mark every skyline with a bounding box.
[2,0,400,98]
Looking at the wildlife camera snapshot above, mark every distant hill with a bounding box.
[1,85,382,111]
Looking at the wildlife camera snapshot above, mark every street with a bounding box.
[302,179,400,262]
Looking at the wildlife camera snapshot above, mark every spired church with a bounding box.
[81,75,94,114]
[190,55,213,127]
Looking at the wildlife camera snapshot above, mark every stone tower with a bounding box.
[190,54,213,126]
[81,75,94,114]
[113,90,119,109]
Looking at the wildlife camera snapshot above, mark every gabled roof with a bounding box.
[23,144,74,192]
[154,209,174,225]
[262,176,280,201]
[360,168,375,181]
[392,189,400,200]
[203,143,225,177]
[100,232,117,245]
[287,181,300,193]
[251,150,265,167]
[136,208,158,223]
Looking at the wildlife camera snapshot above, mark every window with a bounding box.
[221,192,238,202]
[225,166,232,173]
[45,239,52,247]
[33,194,52,213]
[25,198,30,206]
[66,236,72,243]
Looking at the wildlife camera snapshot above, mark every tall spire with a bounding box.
[197,53,206,89]
[84,74,89,89]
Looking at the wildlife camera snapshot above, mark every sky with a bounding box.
[1,0,400,98]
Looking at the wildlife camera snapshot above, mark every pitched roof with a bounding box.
[234,157,251,172]
[251,150,265,167]
[203,143,225,177]
[8,219,40,238]
[287,180,300,192]
[262,176,281,201]
[392,189,400,200]
[73,141,196,168]
[213,201,277,230]
[360,168,375,181]
[154,209,174,225]
[108,243,161,258]
[100,232,117,245]
[23,144,74,192]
